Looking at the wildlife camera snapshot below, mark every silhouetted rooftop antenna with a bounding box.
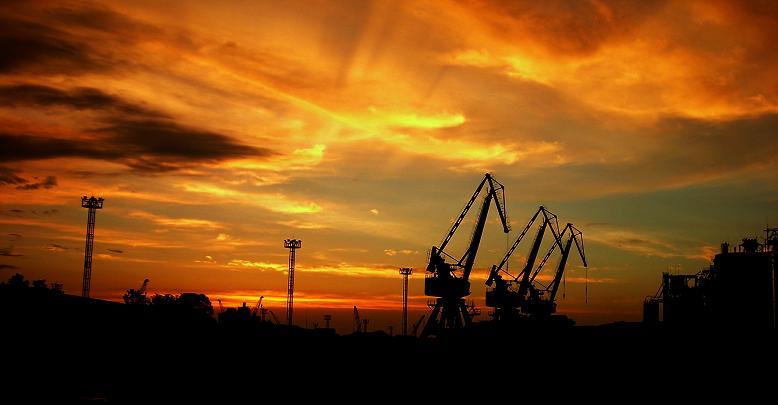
[284,239,301,326]
[80,196,104,298]
[399,267,412,335]
[323,314,332,329]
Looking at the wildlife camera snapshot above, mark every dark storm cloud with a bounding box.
[0,134,105,161]
[15,176,57,190]
[98,119,271,161]
[0,85,163,117]
[0,118,274,172]
[1,167,57,190]
[0,167,27,185]
[0,82,273,172]
[0,264,19,270]
[0,17,113,75]
[0,2,201,76]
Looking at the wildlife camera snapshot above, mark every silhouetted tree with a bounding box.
[151,293,177,307]
[6,273,29,289]
[177,293,213,317]
[0,274,63,295]
[123,288,150,306]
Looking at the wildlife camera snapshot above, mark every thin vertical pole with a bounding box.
[287,246,295,325]
[82,206,95,297]
[400,267,412,335]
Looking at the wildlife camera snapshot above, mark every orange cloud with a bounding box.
[128,210,222,229]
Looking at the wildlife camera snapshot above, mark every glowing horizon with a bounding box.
[1,1,776,331]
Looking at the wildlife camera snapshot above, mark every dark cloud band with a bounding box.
[0,84,163,117]
[0,83,274,172]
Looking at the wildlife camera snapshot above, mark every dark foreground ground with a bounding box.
[1,290,776,402]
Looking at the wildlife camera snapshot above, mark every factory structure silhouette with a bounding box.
[644,229,778,329]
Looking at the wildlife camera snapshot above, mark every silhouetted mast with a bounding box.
[80,196,104,298]
[284,239,301,326]
[399,267,413,335]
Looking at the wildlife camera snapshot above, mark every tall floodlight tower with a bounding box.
[81,196,104,298]
[399,267,413,335]
[284,239,302,325]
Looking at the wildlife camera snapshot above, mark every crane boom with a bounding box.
[486,176,509,234]
[439,177,488,252]
[487,208,542,285]
[517,220,548,298]
[530,224,574,283]
[252,296,264,315]
[458,175,508,281]
[549,225,586,302]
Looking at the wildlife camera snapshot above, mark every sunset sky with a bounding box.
[1,0,776,332]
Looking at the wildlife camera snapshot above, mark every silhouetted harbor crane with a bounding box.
[421,173,509,337]
[485,206,586,323]
[253,296,269,322]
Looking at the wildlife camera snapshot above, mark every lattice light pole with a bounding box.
[81,196,104,298]
[399,267,413,335]
[284,239,302,325]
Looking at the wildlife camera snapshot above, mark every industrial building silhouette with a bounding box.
[645,229,778,329]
